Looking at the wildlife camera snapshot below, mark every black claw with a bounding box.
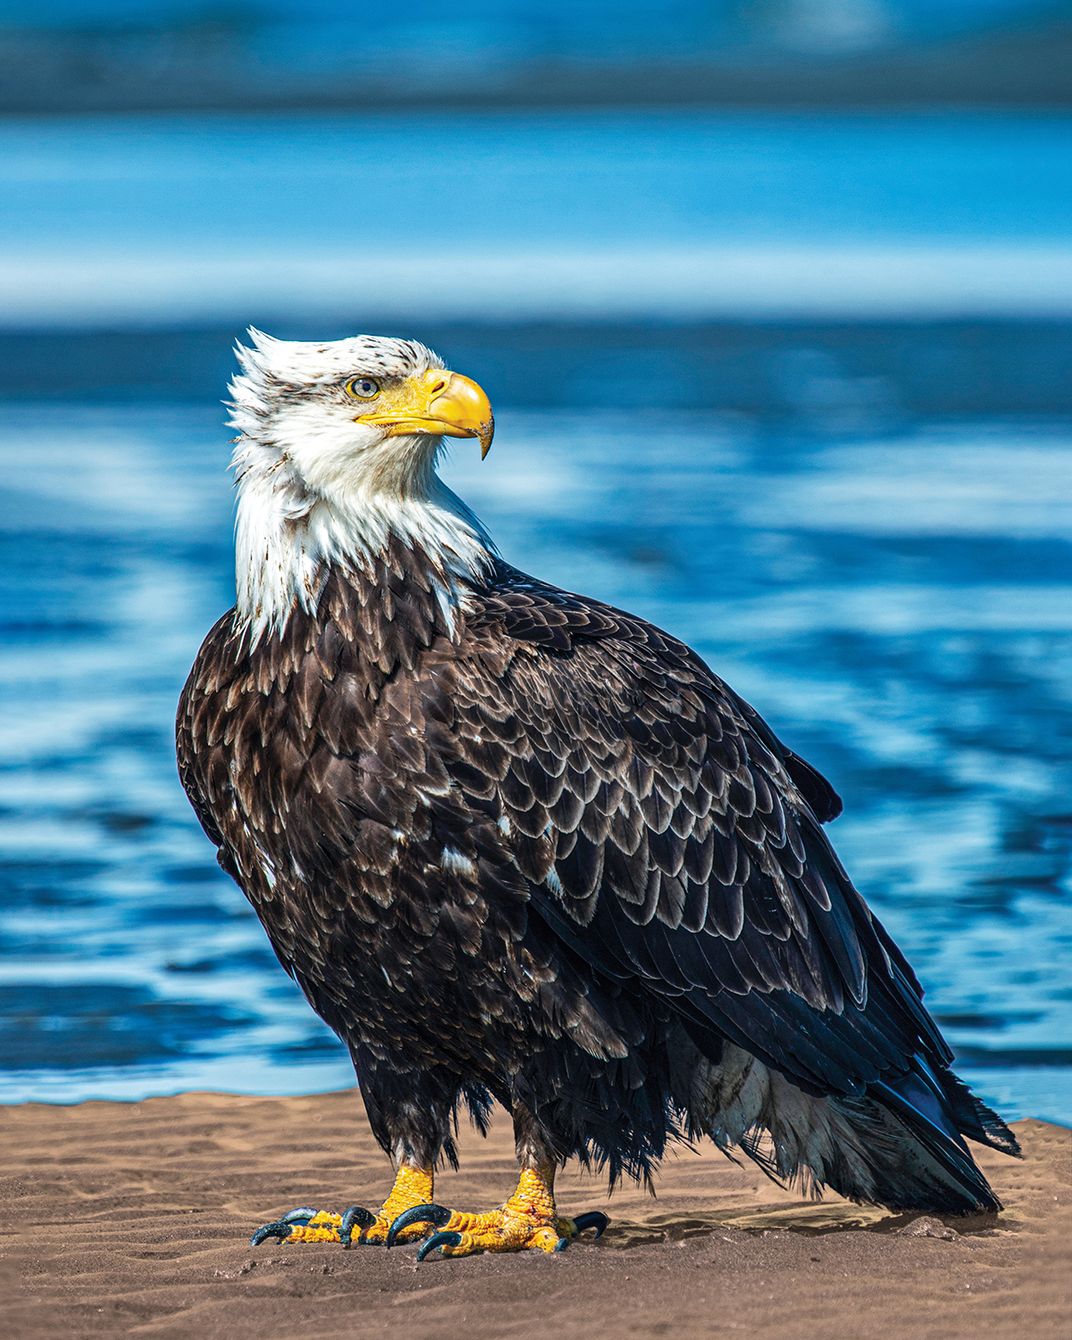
[249,1206,329,1247]
[385,1202,453,1248]
[572,1211,610,1239]
[339,1204,377,1247]
[250,1218,301,1247]
[417,1230,463,1261]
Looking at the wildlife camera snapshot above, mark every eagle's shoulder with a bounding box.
[464,560,841,824]
[464,559,623,652]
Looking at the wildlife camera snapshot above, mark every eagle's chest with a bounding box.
[179,563,534,1043]
[223,692,519,1049]
[220,659,434,890]
[211,642,490,967]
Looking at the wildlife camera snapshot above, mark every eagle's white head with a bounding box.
[227,329,496,642]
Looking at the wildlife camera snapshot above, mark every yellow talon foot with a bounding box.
[250,1165,437,1248]
[420,1214,570,1258]
[387,1168,610,1260]
[250,1207,351,1247]
[410,1207,608,1259]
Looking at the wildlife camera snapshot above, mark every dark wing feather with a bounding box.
[457,564,945,1103]
[782,748,843,823]
[716,680,843,824]
[176,609,234,851]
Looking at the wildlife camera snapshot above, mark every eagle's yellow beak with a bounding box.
[354,369,494,458]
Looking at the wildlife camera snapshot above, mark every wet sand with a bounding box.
[1,1093,1068,1338]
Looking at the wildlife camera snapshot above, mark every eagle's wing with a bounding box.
[451,565,1006,1161]
[176,610,233,853]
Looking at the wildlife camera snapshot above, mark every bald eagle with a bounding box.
[177,330,1017,1260]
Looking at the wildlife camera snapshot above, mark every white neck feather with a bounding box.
[224,327,495,645]
[231,438,494,645]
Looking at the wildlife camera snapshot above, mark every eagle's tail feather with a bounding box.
[703,1046,1015,1214]
[845,1079,1000,1213]
[938,1068,1022,1158]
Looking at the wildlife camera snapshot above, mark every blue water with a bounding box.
[0,107,1069,1118]
[1,399,1069,1118]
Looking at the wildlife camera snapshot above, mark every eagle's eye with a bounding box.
[345,376,380,400]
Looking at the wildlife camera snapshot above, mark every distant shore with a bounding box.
[2,1092,1067,1338]
[1,18,1071,115]
[4,319,1072,418]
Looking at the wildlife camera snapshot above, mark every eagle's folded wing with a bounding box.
[451,566,937,1103]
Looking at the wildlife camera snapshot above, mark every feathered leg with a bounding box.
[385,1102,609,1259]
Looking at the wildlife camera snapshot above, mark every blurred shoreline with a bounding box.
[3,319,1070,418]
[2,15,1071,114]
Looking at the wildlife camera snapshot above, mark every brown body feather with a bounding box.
[177,542,1017,1205]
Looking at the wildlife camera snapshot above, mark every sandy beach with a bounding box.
[0,1092,1067,1338]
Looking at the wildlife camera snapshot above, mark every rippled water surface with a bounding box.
[1,399,1069,1119]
